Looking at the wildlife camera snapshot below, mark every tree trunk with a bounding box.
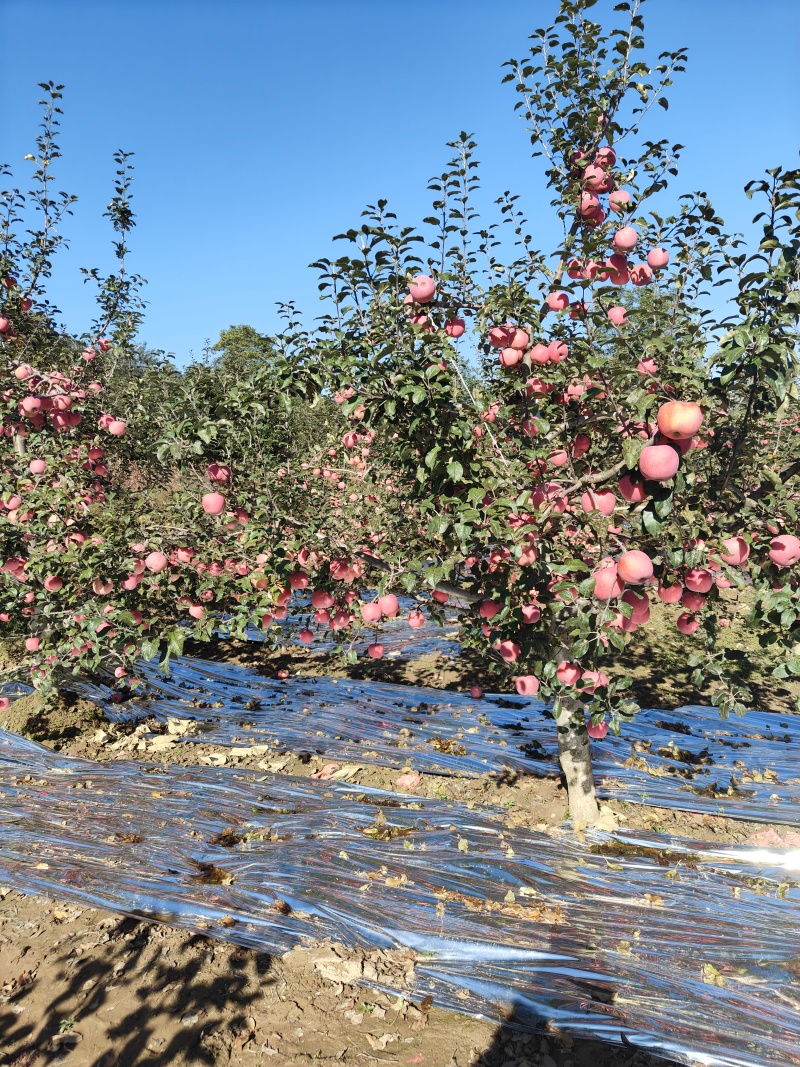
[554,691,600,826]
[14,433,26,457]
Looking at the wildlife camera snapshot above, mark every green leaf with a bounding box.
[425,445,441,469]
[140,638,161,661]
[642,508,664,536]
[447,460,464,482]
[166,628,186,656]
[622,437,644,469]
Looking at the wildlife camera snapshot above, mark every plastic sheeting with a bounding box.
[235,594,464,658]
[272,600,464,659]
[70,656,800,825]
[0,728,798,1067]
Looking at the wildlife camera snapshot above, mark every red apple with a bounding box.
[515,674,540,696]
[202,492,226,515]
[617,550,653,585]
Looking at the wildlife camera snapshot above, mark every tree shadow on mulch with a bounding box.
[473,1019,681,1067]
[182,626,800,719]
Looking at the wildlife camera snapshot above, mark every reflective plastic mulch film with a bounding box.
[71,656,800,825]
[1,728,799,1067]
[253,596,463,659]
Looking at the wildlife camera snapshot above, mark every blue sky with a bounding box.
[1,0,798,364]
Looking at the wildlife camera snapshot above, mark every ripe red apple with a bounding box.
[618,473,647,502]
[607,306,627,326]
[108,420,127,436]
[521,603,540,624]
[408,274,435,303]
[29,459,46,475]
[676,612,699,635]
[573,433,590,457]
[769,535,800,567]
[595,146,616,168]
[360,601,382,624]
[657,400,703,441]
[289,570,309,590]
[445,317,465,338]
[497,640,521,662]
[202,492,226,515]
[25,636,40,652]
[299,629,314,644]
[144,551,168,573]
[488,325,514,348]
[408,610,425,628]
[684,568,713,593]
[367,643,384,659]
[617,550,653,585]
[581,670,608,693]
[515,674,539,696]
[639,443,679,481]
[499,348,521,368]
[207,462,231,483]
[546,291,570,312]
[587,720,608,739]
[719,536,749,566]
[548,340,568,362]
[311,589,335,609]
[619,586,648,616]
[378,593,400,618]
[557,661,581,685]
[593,558,624,600]
[681,589,706,612]
[612,226,638,251]
[479,599,500,619]
[658,582,683,603]
[582,164,610,191]
[608,190,631,213]
[647,247,670,269]
[603,254,629,285]
[630,264,653,286]
[581,488,616,515]
[470,685,484,699]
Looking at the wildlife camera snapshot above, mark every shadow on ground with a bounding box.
[0,892,684,1067]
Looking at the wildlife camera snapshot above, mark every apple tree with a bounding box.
[295,0,800,823]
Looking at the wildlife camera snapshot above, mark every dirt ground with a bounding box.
[0,887,688,1067]
[1,639,798,1067]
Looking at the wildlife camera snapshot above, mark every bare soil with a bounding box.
[0,886,686,1067]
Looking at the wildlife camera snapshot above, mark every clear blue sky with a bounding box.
[1,0,798,365]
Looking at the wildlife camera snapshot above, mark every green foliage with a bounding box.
[1,0,798,772]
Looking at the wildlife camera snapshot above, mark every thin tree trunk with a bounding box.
[14,433,27,457]
[553,690,600,826]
